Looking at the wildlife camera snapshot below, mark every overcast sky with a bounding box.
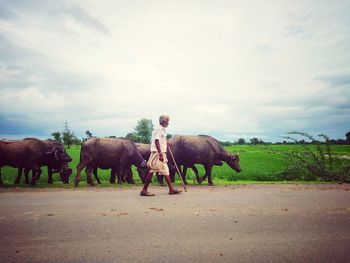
[0,0,349,142]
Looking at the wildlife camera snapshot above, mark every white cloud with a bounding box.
[0,0,349,141]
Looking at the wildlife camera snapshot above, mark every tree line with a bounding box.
[220,132,350,146]
[51,120,350,147]
[51,119,164,147]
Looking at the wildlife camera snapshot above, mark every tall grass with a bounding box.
[1,143,349,186]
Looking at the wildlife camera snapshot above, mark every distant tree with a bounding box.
[237,138,246,145]
[62,121,80,148]
[85,130,93,139]
[299,139,306,145]
[346,131,350,145]
[250,138,259,145]
[133,119,153,144]
[125,132,140,142]
[219,141,232,147]
[51,131,62,142]
[336,139,346,145]
[311,139,320,144]
[329,139,337,144]
[167,134,173,140]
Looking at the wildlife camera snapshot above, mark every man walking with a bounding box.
[140,115,181,196]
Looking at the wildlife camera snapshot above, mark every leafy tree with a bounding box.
[51,131,62,142]
[62,121,80,148]
[346,131,350,144]
[133,119,153,144]
[237,138,245,145]
[125,132,140,142]
[337,139,346,145]
[219,141,232,146]
[85,130,93,139]
[250,138,259,145]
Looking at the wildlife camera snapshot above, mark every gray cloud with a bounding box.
[0,5,15,20]
[0,1,350,142]
[316,74,350,87]
[0,35,96,91]
[57,5,110,35]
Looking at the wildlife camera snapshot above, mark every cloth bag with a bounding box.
[147,153,164,170]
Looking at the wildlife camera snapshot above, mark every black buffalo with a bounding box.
[15,140,72,184]
[168,135,241,185]
[0,138,72,185]
[74,137,147,186]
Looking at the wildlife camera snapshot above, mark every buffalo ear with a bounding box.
[46,148,59,160]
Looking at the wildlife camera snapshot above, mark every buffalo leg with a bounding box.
[30,166,40,185]
[182,166,189,185]
[182,165,202,184]
[47,167,53,184]
[36,168,42,181]
[188,165,203,184]
[15,168,23,184]
[75,162,86,187]
[157,173,164,186]
[32,169,41,184]
[93,167,102,184]
[85,166,95,186]
[136,167,146,183]
[204,165,214,186]
[125,167,135,184]
[24,168,31,184]
[110,168,117,184]
[116,168,124,184]
[173,165,187,184]
[121,169,126,183]
[169,166,176,183]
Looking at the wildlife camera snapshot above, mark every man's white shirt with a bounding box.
[150,125,167,152]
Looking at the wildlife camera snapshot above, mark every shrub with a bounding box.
[273,132,350,182]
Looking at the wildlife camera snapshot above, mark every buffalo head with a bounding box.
[60,166,72,184]
[46,147,73,183]
[47,147,72,164]
[227,154,241,172]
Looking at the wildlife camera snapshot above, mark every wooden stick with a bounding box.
[168,146,187,192]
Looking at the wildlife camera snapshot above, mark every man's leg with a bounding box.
[140,172,155,196]
[164,174,181,195]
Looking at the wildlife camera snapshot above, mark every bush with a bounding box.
[273,132,350,182]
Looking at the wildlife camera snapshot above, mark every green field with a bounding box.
[1,144,350,186]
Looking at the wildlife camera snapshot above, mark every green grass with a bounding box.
[1,144,349,186]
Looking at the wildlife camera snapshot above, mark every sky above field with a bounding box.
[0,0,349,142]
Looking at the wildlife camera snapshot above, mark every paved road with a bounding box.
[1,184,350,263]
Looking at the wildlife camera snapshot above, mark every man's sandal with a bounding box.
[169,189,182,195]
[140,191,155,197]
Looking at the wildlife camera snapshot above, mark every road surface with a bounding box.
[1,184,350,263]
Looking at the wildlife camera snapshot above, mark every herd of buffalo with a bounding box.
[0,135,241,186]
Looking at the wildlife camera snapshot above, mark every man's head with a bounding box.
[159,115,170,128]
